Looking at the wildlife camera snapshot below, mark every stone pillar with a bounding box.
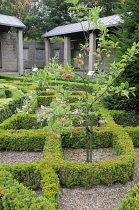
[45,38,51,65]
[64,36,71,65]
[17,29,23,75]
[89,32,96,72]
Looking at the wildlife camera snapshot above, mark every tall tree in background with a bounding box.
[0,0,32,19]
[0,0,14,15]
[11,0,32,21]
[79,0,122,17]
[104,0,139,112]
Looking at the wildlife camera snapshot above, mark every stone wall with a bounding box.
[23,41,45,69]
[0,32,18,72]
[0,33,109,74]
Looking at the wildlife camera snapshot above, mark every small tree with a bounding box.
[24,1,139,162]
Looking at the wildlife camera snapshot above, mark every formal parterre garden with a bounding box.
[1,73,139,210]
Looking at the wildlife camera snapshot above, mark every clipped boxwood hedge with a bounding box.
[35,79,94,93]
[61,127,114,148]
[37,96,53,107]
[0,129,47,151]
[0,170,56,210]
[0,84,24,123]
[0,163,41,190]
[109,110,139,127]
[125,127,139,147]
[0,112,47,130]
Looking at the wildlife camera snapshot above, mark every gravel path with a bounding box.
[0,150,42,164]
[1,148,139,209]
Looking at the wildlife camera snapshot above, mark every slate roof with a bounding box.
[0,14,25,29]
[42,14,121,38]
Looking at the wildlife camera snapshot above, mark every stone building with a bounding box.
[0,14,25,75]
[42,14,121,74]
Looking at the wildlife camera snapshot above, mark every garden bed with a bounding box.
[63,148,117,162]
[0,150,42,164]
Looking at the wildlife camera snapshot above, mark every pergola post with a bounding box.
[89,32,96,72]
[45,38,51,65]
[17,29,24,75]
[64,36,71,65]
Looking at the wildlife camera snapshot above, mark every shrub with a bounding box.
[0,112,47,130]
[0,170,56,210]
[110,110,139,127]
[0,129,47,151]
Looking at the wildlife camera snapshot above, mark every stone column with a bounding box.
[45,38,51,65]
[64,36,71,65]
[89,32,96,72]
[17,29,23,75]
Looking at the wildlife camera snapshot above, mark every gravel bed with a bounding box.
[0,150,42,164]
[63,148,117,163]
[1,148,139,209]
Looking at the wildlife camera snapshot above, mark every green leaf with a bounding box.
[71,0,79,5]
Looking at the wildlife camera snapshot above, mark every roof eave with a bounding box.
[42,24,120,38]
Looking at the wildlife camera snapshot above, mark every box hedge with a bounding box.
[109,110,139,127]
[0,129,47,151]
[0,163,41,190]
[61,127,114,149]
[125,127,139,147]
[0,84,24,123]
[0,170,56,210]
[0,112,47,130]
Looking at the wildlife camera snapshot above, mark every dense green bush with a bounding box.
[0,112,47,130]
[125,127,139,147]
[0,129,47,151]
[61,127,114,148]
[37,96,53,107]
[0,84,24,123]
[0,170,56,210]
[41,115,135,188]
[110,110,139,127]
[0,98,23,124]
[36,79,93,93]
[0,163,41,190]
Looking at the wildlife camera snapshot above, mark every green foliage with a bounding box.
[0,129,47,151]
[114,182,139,210]
[37,96,53,107]
[0,84,24,124]
[125,127,139,148]
[106,0,139,111]
[0,112,47,130]
[0,163,41,190]
[110,110,139,127]
[0,170,56,210]
[61,127,114,148]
